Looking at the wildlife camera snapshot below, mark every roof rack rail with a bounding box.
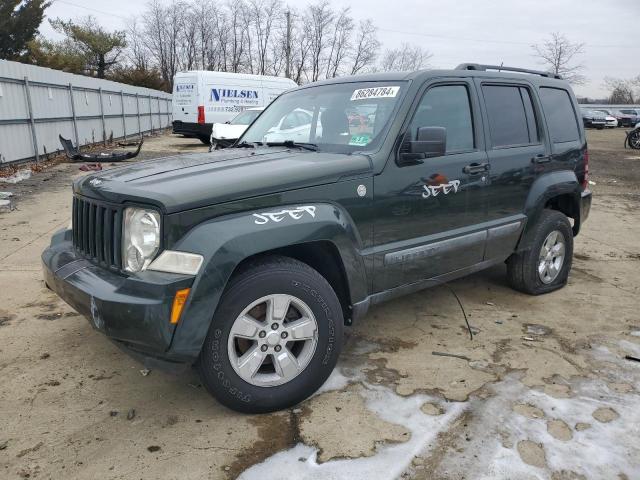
[455,63,562,80]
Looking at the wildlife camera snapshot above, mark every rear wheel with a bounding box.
[628,130,640,149]
[506,210,573,295]
[197,256,343,413]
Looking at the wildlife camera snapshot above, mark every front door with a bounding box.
[373,81,489,291]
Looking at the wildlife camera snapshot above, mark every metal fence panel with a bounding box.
[0,59,172,164]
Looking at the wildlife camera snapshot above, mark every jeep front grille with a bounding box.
[72,196,122,270]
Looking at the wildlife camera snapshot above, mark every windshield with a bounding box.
[239,81,407,153]
[230,109,262,125]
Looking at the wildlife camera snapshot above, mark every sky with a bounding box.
[39,0,640,98]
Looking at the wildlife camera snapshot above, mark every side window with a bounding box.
[539,87,580,143]
[482,85,533,147]
[409,85,474,153]
[520,88,539,143]
[280,112,299,130]
[295,111,311,126]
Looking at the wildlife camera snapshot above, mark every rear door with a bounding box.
[477,81,546,259]
[172,74,198,124]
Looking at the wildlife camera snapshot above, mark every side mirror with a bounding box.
[398,127,447,166]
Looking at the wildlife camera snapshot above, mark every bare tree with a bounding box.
[532,32,585,85]
[306,1,333,82]
[131,0,404,86]
[380,42,432,72]
[604,77,637,104]
[192,0,215,69]
[211,6,230,71]
[288,9,312,84]
[179,6,199,71]
[227,0,247,73]
[142,0,183,86]
[325,7,353,78]
[125,19,148,70]
[249,0,282,75]
[350,19,380,75]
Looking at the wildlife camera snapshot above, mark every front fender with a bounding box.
[517,170,581,252]
[167,202,367,358]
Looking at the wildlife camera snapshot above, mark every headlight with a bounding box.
[122,207,161,273]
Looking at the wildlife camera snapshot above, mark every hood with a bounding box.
[211,123,248,140]
[75,147,372,213]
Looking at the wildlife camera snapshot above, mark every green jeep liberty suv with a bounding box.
[42,64,592,413]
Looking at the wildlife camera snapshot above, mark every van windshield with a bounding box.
[238,81,407,153]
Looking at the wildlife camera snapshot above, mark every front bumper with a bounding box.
[172,121,211,137]
[42,229,195,368]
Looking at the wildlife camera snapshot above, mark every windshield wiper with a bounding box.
[266,141,318,151]
[233,141,263,148]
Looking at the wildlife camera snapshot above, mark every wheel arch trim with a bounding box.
[166,202,367,359]
[517,170,581,252]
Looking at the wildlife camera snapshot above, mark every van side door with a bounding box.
[476,81,545,260]
[372,80,490,291]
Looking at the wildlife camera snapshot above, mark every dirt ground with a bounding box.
[1,129,639,480]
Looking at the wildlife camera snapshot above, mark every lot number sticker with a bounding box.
[350,86,400,101]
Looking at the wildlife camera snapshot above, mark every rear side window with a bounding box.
[482,85,538,147]
[539,87,580,143]
[410,85,474,153]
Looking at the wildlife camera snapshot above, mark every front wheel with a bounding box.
[197,256,343,413]
[506,209,573,295]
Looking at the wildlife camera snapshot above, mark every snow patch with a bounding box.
[239,342,639,479]
[437,345,640,479]
[239,385,466,480]
[312,367,353,397]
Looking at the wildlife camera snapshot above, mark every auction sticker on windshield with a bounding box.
[350,86,400,101]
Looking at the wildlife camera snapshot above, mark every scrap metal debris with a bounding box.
[0,169,31,184]
[59,135,143,163]
[526,324,551,336]
[432,351,471,361]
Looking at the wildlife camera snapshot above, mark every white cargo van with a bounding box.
[172,71,297,144]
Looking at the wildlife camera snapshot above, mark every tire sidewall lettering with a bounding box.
[211,326,252,403]
[291,279,336,365]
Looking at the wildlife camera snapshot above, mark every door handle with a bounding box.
[532,154,552,164]
[463,162,490,174]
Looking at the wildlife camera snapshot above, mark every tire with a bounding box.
[198,135,211,145]
[506,209,573,295]
[197,255,344,413]
[628,130,640,150]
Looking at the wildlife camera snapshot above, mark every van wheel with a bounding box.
[197,256,343,413]
[506,210,573,295]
